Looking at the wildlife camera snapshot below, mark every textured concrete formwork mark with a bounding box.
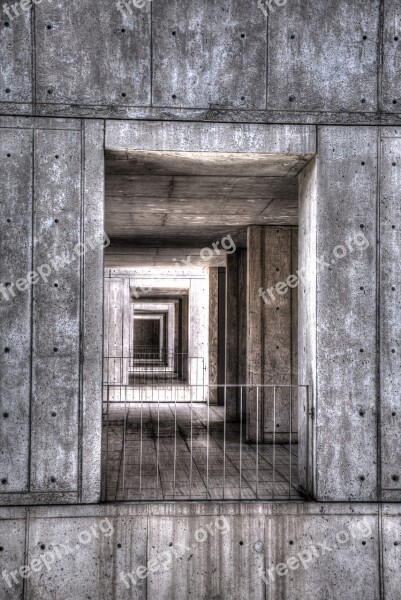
[0,10,32,103]
[265,513,380,600]
[266,0,379,113]
[26,515,148,600]
[297,157,317,497]
[34,0,151,106]
[381,2,401,114]
[105,121,317,156]
[379,133,401,499]
[147,514,265,600]
[30,129,81,493]
[0,518,26,600]
[152,0,267,110]
[0,128,32,494]
[316,127,378,501]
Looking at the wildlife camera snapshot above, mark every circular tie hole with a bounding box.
[47,24,52,30]
[360,224,364,229]
[392,287,396,291]
[4,348,10,353]
[51,412,56,417]
[6,153,11,158]
[290,34,295,39]
[392,162,397,167]
[239,541,244,546]
[359,410,365,416]
[50,476,56,483]
[395,541,399,546]
[53,347,58,352]
[241,96,245,101]
[289,95,295,102]
[40,544,46,550]
[117,543,122,548]
[360,349,364,353]
[392,225,396,229]
[392,475,400,482]
[392,349,396,354]
[362,541,366,545]
[360,286,364,290]
[4,22,9,27]
[395,36,399,41]
[363,35,367,40]
[361,98,366,103]
[6,218,10,223]
[359,475,365,482]
[121,28,125,33]
[172,30,176,35]
[241,33,245,38]
[392,411,397,416]
[3,412,8,418]
[172,94,176,100]
[168,542,173,547]
[1,479,7,485]
[289,540,294,545]
[5,88,10,94]
[54,283,58,288]
[276,306,279,311]
[121,92,126,97]
[361,161,365,166]
[55,155,59,159]
[54,218,59,223]
[393,99,398,104]
[48,89,53,94]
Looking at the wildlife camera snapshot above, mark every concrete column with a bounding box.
[246,226,297,442]
[209,268,219,404]
[225,250,247,421]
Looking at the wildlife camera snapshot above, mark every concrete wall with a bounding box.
[0,502,397,600]
[0,117,104,505]
[1,0,398,124]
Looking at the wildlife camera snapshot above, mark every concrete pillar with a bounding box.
[209,268,219,404]
[246,226,297,442]
[225,250,247,421]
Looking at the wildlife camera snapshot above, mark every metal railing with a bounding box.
[101,383,310,502]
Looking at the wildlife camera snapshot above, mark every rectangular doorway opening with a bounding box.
[101,148,314,502]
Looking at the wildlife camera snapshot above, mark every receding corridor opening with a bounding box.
[102,149,313,502]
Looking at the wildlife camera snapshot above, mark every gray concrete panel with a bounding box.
[267,0,379,113]
[34,1,151,106]
[152,0,267,110]
[316,127,378,501]
[0,128,32,494]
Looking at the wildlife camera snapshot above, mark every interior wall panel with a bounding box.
[0,10,32,104]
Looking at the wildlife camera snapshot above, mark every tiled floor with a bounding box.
[102,402,302,501]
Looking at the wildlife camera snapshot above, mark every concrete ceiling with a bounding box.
[105,150,310,266]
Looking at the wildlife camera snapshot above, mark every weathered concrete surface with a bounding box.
[1,0,401,124]
[314,127,378,501]
[379,131,401,500]
[0,117,104,505]
[0,502,396,600]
